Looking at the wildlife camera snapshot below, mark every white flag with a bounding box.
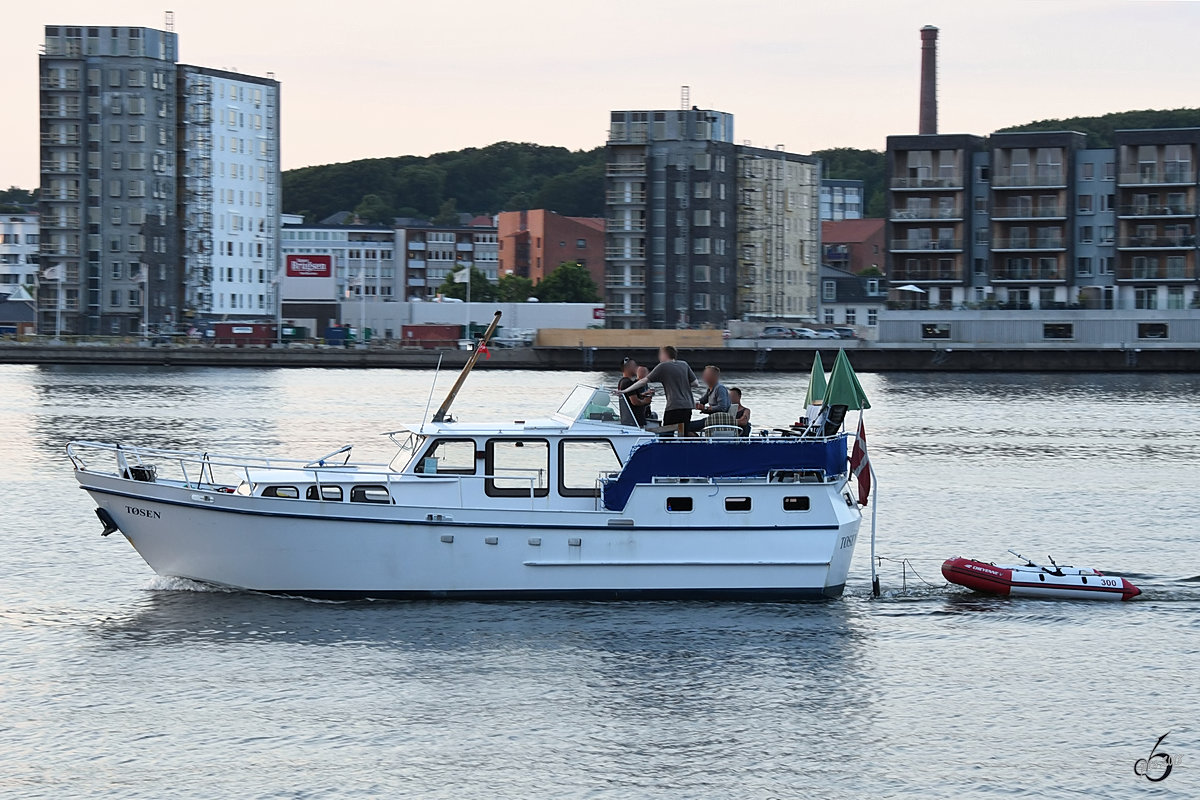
[133,265,148,284]
[43,263,66,282]
[452,268,470,284]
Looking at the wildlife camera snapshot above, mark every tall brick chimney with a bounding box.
[919,25,939,135]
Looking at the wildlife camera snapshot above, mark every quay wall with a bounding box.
[2,342,1198,372]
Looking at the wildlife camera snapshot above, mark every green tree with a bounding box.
[533,261,600,303]
[497,274,534,302]
[353,193,395,224]
[437,265,498,302]
[432,198,459,226]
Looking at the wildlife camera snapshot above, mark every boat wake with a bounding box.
[145,575,235,593]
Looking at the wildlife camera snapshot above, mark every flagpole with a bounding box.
[55,272,62,341]
[864,409,880,598]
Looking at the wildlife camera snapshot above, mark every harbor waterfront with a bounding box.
[3,340,1200,371]
[2,365,1198,798]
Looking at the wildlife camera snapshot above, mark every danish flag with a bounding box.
[477,341,491,360]
[849,417,871,506]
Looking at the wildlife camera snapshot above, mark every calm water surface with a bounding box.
[1,365,1197,798]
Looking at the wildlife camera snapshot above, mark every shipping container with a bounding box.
[211,323,277,346]
[401,324,463,350]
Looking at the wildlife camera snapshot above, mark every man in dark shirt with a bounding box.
[617,357,652,427]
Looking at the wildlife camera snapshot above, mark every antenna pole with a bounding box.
[421,353,443,431]
[431,310,501,423]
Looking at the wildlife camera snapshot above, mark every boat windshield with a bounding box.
[555,385,630,426]
[388,431,427,471]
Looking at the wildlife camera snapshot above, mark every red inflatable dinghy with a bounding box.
[942,554,1141,601]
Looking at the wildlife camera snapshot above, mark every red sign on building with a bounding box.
[286,254,333,278]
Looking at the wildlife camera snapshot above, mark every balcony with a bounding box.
[1118,167,1195,187]
[41,77,81,90]
[991,205,1066,220]
[605,247,646,260]
[455,242,473,252]
[888,267,964,283]
[607,125,649,144]
[991,265,1065,282]
[1117,204,1197,218]
[41,160,82,174]
[605,190,647,204]
[40,103,81,118]
[1117,235,1196,250]
[1118,262,1193,281]
[41,132,81,146]
[406,241,426,250]
[889,207,963,221]
[406,260,426,269]
[991,237,1066,251]
[605,276,646,289]
[42,215,80,229]
[40,243,80,257]
[606,219,647,233]
[991,172,1067,188]
[890,176,963,190]
[605,304,646,317]
[606,161,647,177]
[890,239,963,253]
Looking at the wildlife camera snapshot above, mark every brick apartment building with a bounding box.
[497,209,605,287]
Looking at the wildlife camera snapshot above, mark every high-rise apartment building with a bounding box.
[37,25,280,335]
[887,127,1200,311]
[399,220,499,300]
[179,66,280,322]
[736,147,821,320]
[604,108,737,329]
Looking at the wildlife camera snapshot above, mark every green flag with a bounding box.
[803,352,827,407]
[822,349,871,410]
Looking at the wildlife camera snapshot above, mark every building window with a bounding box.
[824,309,835,324]
[867,308,878,326]
[1043,323,1074,340]
[1078,194,1093,213]
[1099,226,1114,244]
[1079,226,1094,244]
[845,308,856,325]
[1076,257,1092,277]
[1082,162,1095,180]
[1168,285,1185,309]
[1135,289,1158,310]
[1137,322,1168,339]
[576,238,586,249]
[822,280,836,301]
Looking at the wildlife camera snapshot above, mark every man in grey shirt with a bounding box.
[619,345,699,432]
[686,365,731,434]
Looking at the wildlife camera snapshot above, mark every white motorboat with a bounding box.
[70,314,874,601]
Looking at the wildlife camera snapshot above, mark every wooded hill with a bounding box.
[260,107,1200,224]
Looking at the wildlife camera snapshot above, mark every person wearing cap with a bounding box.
[617,357,653,427]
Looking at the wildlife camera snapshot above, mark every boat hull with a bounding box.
[941,557,1140,602]
[83,476,861,601]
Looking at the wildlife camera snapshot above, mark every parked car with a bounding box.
[833,327,858,339]
[761,326,798,339]
[789,327,817,339]
[811,328,841,340]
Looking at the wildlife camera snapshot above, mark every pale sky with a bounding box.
[3,0,1199,189]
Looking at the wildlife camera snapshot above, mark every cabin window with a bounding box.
[306,485,343,501]
[485,439,550,497]
[1042,323,1073,340]
[559,439,622,497]
[415,438,477,474]
[783,496,811,511]
[350,485,392,504]
[920,323,951,340]
[667,497,693,512]
[262,485,298,499]
[725,497,751,512]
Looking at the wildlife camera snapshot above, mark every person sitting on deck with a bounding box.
[730,387,751,436]
[685,365,731,435]
[619,345,699,435]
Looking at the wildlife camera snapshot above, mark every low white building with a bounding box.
[0,212,39,292]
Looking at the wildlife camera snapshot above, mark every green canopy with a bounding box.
[803,352,827,407]
[822,349,871,411]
